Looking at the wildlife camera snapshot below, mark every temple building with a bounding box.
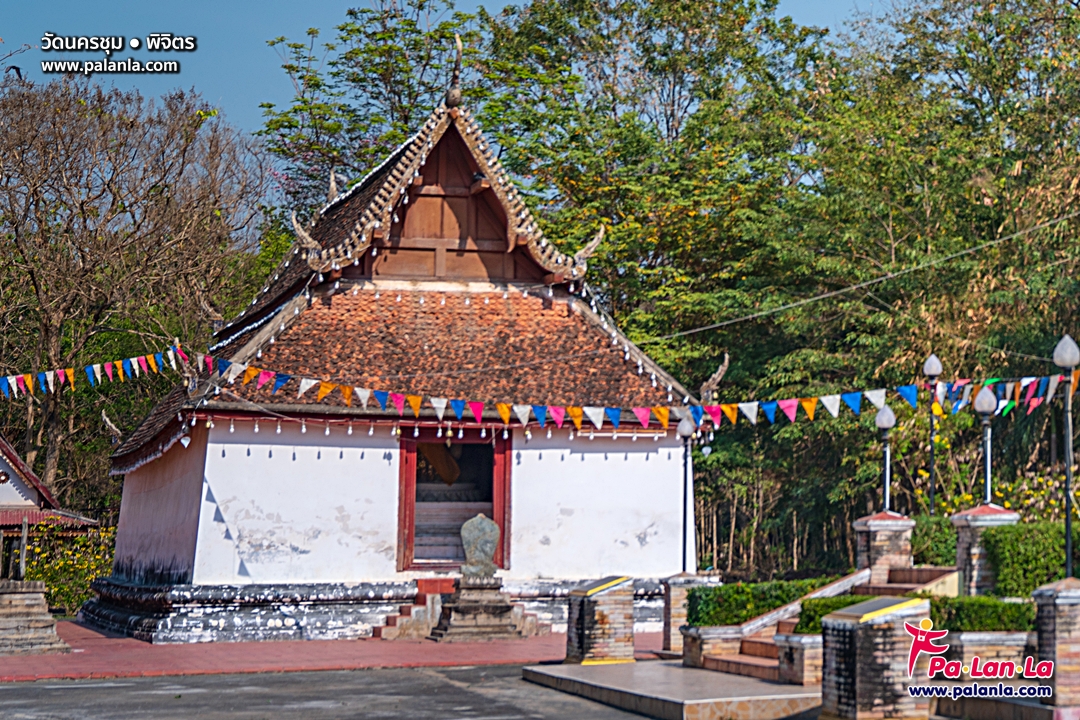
[81,90,697,643]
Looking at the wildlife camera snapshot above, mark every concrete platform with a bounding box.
[936,695,1080,720]
[524,660,821,720]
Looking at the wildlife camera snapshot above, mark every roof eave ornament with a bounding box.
[290,211,321,251]
[445,34,463,109]
[571,224,605,274]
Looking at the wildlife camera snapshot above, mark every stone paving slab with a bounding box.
[524,660,821,720]
[0,621,662,683]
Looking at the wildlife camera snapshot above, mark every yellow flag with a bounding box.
[406,395,422,417]
[22,374,33,394]
[652,406,669,428]
[242,366,260,385]
[147,354,159,373]
[496,402,512,425]
[720,404,738,424]
[341,386,353,407]
[567,406,584,430]
[799,397,818,421]
[316,381,336,401]
[65,368,74,386]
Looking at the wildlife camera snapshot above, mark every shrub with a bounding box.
[929,596,1035,633]
[22,523,116,616]
[687,576,836,627]
[912,515,956,567]
[982,522,1080,597]
[794,595,869,634]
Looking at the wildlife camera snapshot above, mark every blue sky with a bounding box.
[3,0,867,134]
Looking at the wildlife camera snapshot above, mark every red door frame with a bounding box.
[397,430,512,571]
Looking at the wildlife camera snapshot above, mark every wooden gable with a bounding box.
[345,124,545,283]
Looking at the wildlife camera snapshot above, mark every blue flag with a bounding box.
[897,384,918,410]
[450,399,466,420]
[84,366,95,387]
[373,390,389,410]
[217,359,231,376]
[154,353,165,372]
[0,376,8,398]
[605,408,621,428]
[272,374,291,395]
[532,406,548,428]
[1036,376,1049,398]
[841,392,862,415]
[690,405,704,426]
[761,401,778,424]
[38,373,48,393]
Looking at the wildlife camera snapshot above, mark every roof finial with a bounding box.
[328,169,338,203]
[445,34,463,108]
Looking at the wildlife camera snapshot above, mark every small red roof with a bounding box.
[951,503,1017,517]
[0,509,94,530]
[0,434,57,509]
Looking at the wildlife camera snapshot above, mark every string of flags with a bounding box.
[0,346,189,400]
[1,343,1076,432]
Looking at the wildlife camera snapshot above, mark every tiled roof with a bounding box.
[0,434,56,509]
[218,283,686,410]
[110,385,190,474]
[217,103,596,346]
[0,509,96,529]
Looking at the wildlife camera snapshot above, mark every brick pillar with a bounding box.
[662,573,721,653]
[951,504,1019,596]
[1033,577,1080,706]
[821,596,931,720]
[566,576,635,665]
[853,511,915,585]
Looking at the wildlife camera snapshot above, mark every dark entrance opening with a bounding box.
[413,442,494,562]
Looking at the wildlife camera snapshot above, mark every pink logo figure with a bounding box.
[904,618,949,677]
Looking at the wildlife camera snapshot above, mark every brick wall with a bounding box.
[565,576,635,664]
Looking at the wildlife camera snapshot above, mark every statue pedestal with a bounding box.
[427,576,531,642]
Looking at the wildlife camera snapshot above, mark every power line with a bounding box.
[638,210,1080,344]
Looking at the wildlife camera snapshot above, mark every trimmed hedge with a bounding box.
[912,515,956,567]
[929,595,1035,633]
[687,577,836,627]
[982,522,1080,597]
[794,595,868,634]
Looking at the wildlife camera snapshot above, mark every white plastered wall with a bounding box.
[0,454,40,507]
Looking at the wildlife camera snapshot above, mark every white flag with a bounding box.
[430,397,448,421]
[1048,375,1062,402]
[225,363,246,383]
[45,370,55,393]
[583,406,606,429]
[355,388,371,409]
[129,358,141,378]
[167,349,177,371]
[512,404,532,426]
[864,388,886,410]
[935,381,947,405]
[93,364,102,384]
[820,395,841,418]
[738,402,759,425]
[298,378,318,397]
[8,376,18,398]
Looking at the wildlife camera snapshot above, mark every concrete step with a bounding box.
[740,637,779,659]
[703,653,781,682]
[777,620,798,634]
[853,583,921,596]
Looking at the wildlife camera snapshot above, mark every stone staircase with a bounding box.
[701,619,796,681]
[852,567,957,597]
[374,578,456,640]
[0,580,69,655]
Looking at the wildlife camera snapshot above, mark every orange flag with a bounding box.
[1073,369,1080,394]
[799,397,819,421]
[568,406,584,430]
[406,395,422,417]
[242,366,260,385]
[22,374,34,394]
[65,368,74,386]
[316,381,336,401]
[652,406,669,428]
[341,386,353,407]
[114,362,125,382]
[147,354,159,373]
[720,404,738,424]
[495,402,512,425]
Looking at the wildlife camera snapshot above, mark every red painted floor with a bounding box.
[0,623,664,683]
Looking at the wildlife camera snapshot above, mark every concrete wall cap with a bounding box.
[681,624,742,640]
[954,631,1034,645]
[773,633,823,647]
[1033,576,1080,602]
[950,505,1021,528]
[662,573,723,588]
[852,511,916,531]
[823,596,929,626]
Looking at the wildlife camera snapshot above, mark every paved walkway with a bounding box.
[0,623,663,683]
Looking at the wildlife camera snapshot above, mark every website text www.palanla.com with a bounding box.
[41,58,179,76]
[909,682,1053,700]
[38,33,195,76]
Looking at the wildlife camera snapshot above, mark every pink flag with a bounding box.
[468,401,485,424]
[1023,379,1040,403]
[15,375,26,393]
[255,370,275,390]
[205,355,214,374]
[704,405,724,426]
[390,393,406,415]
[138,356,149,374]
[175,346,189,363]
[56,370,66,387]
[632,407,652,427]
[549,406,566,428]
[104,362,114,381]
[778,398,800,423]
[1027,397,1044,415]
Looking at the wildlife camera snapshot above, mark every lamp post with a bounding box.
[1054,334,1080,579]
[875,405,896,512]
[677,416,697,574]
[974,386,998,505]
[923,353,943,514]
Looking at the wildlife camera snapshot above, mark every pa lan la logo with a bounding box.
[905,618,1054,680]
